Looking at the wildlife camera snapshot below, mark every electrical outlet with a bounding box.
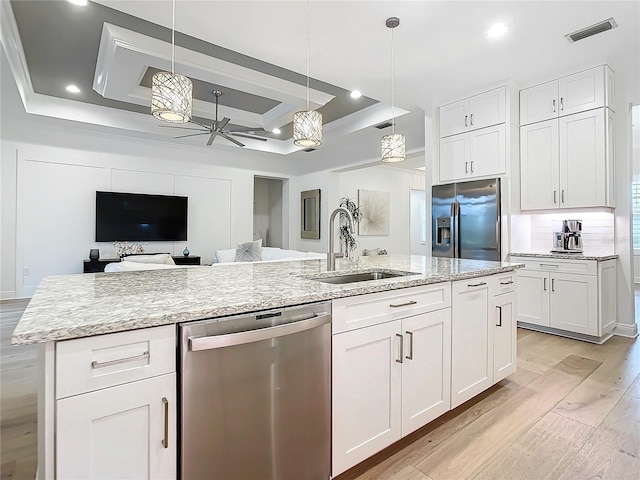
[23,267,30,276]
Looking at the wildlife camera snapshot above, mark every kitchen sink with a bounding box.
[310,270,419,285]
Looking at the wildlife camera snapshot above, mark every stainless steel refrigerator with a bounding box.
[432,178,501,261]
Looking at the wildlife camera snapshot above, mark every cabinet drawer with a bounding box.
[332,283,451,334]
[509,256,597,276]
[56,325,176,399]
[490,272,517,295]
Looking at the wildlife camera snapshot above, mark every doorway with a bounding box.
[410,189,427,255]
[253,177,284,248]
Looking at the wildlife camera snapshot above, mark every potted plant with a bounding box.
[338,197,361,255]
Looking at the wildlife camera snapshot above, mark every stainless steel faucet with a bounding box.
[327,207,355,271]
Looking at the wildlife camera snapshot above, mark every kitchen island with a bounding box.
[12,255,523,479]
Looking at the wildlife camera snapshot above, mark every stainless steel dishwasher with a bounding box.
[179,301,331,480]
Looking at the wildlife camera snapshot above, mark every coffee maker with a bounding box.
[552,219,583,253]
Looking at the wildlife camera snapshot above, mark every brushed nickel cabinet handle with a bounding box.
[465,115,468,127]
[561,190,565,203]
[500,280,514,285]
[91,351,150,369]
[470,161,474,173]
[543,277,547,291]
[554,191,557,204]
[396,334,404,363]
[465,161,469,173]
[552,278,555,292]
[406,331,414,360]
[468,282,487,287]
[496,305,503,327]
[560,97,564,110]
[553,99,556,112]
[389,300,417,308]
[162,397,169,448]
[470,113,474,126]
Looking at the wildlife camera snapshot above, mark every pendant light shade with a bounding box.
[151,0,192,123]
[381,133,406,163]
[293,110,322,147]
[293,0,322,148]
[381,16,405,162]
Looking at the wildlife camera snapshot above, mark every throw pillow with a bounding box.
[215,248,237,263]
[235,239,262,262]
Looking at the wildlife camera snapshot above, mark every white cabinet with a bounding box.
[490,274,517,383]
[53,325,177,479]
[332,283,451,476]
[451,278,491,408]
[439,124,506,182]
[510,256,616,340]
[440,86,506,137]
[520,108,611,210]
[57,373,176,480]
[520,65,614,125]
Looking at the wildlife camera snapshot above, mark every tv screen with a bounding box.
[96,191,188,242]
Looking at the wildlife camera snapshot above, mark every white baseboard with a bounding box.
[1,290,17,300]
[615,323,639,338]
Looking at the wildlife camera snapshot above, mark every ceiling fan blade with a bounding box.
[228,126,266,133]
[207,131,219,146]
[231,132,268,142]
[220,133,245,147]
[217,117,231,130]
[158,125,207,132]
[190,120,212,129]
[174,132,208,139]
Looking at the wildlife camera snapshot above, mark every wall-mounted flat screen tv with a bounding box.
[96,191,188,242]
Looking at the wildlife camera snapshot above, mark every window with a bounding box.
[633,179,640,250]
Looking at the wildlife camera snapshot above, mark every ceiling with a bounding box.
[2,0,639,169]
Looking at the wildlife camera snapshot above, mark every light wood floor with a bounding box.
[1,299,639,480]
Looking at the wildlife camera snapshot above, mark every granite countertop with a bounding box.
[509,252,618,261]
[12,255,523,345]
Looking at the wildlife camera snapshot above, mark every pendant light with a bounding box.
[151,0,193,123]
[381,17,405,163]
[293,0,322,148]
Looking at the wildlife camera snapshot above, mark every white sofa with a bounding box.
[214,246,324,264]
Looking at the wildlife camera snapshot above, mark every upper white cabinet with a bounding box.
[440,86,506,137]
[521,107,613,210]
[520,65,614,125]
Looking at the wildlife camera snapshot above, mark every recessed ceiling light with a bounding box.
[66,84,81,94]
[350,90,362,99]
[272,128,281,135]
[67,0,88,6]
[487,23,508,38]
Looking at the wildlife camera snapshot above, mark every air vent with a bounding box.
[375,122,393,130]
[565,18,617,43]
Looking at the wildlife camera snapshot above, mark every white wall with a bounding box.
[410,189,428,255]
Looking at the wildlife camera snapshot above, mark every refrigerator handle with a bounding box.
[453,202,460,258]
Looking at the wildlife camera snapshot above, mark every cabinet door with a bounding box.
[440,99,470,137]
[550,273,598,336]
[57,373,176,480]
[599,260,617,335]
[401,308,451,436]
[469,87,506,131]
[520,80,558,125]
[439,134,469,182]
[515,270,550,327]
[558,66,604,117]
[559,109,606,208]
[451,279,491,409]
[469,124,506,178]
[520,119,559,210]
[332,321,402,476]
[492,291,516,383]
[605,109,615,207]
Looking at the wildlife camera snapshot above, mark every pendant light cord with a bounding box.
[306,0,310,111]
[391,25,395,134]
[171,0,176,74]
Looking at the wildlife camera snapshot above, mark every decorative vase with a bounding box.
[183,246,190,257]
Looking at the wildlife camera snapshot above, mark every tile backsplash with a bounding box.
[529,212,614,254]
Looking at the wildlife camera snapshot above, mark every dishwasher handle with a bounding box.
[189,312,331,351]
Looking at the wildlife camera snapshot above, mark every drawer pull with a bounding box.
[539,263,559,269]
[496,305,503,327]
[396,334,404,363]
[500,280,514,285]
[389,300,417,308]
[91,351,150,369]
[468,282,487,287]
[162,397,169,448]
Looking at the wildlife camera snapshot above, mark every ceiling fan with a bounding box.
[160,90,268,147]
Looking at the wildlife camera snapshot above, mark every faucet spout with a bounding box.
[328,207,355,271]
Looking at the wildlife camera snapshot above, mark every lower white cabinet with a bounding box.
[511,256,616,340]
[57,373,176,480]
[331,283,452,477]
[451,278,492,408]
[491,288,517,383]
